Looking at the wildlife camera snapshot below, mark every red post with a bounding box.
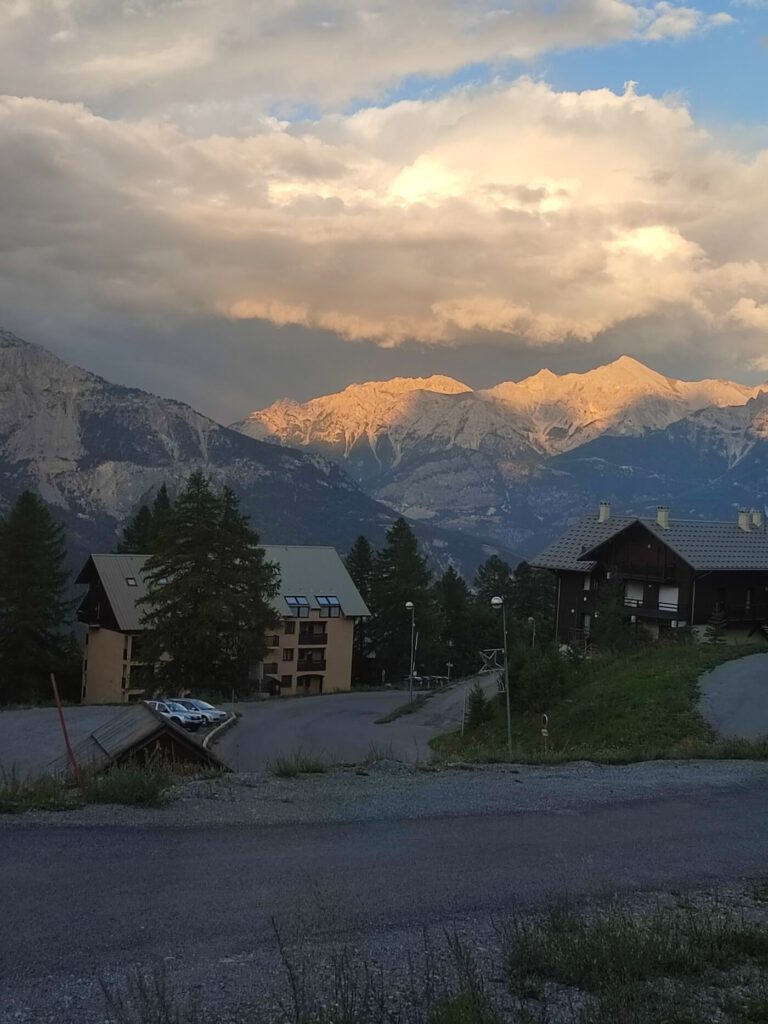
[51,673,82,786]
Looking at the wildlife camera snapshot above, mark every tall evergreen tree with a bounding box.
[118,483,174,554]
[591,575,631,651]
[509,561,556,642]
[345,536,376,685]
[435,565,476,677]
[118,503,154,553]
[0,491,71,703]
[139,474,279,693]
[472,554,516,654]
[369,518,437,679]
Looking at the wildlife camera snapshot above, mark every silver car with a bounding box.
[171,698,228,725]
[145,700,205,732]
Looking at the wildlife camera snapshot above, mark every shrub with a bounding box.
[81,761,176,807]
[0,767,74,813]
[465,682,492,731]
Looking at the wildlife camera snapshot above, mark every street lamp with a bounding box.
[491,595,513,757]
[528,616,536,648]
[405,601,415,702]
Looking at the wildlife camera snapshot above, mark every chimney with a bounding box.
[751,508,763,529]
[656,506,670,529]
[598,501,611,523]
[738,509,751,532]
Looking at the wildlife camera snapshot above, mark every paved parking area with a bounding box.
[217,674,498,769]
[0,706,121,777]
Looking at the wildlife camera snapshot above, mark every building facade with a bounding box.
[76,545,369,704]
[532,503,768,646]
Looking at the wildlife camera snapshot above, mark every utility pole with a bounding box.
[491,597,512,757]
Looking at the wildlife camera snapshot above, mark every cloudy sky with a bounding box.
[1,0,767,420]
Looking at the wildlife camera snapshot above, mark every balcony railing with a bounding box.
[297,658,326,673]
[614,564,677,582]
[299,629,328,646]
[623,598,679,616]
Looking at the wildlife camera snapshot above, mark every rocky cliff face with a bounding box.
[234,357,768,553]
[0,330,511,573]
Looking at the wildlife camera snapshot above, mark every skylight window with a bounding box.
[316,595,341,618]
[285,595,310,618]
[125,577,138,587]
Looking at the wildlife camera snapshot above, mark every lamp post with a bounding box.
[446,639,454,685]
[528,616,536,648]
[405,601,415,702]
[491,596,513,757]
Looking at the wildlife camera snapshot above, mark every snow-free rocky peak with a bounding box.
[236,356,764,458]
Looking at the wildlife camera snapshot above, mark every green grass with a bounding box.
[432,644,768,764]
[268,748,330,778]
[0,767,75,813]
[100,897,768,1024]
[80,762,177,808]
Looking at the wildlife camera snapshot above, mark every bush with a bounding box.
[515,646,576,714]
[81,761,176,807]
[0,767,74,813]
[466,682,492,731]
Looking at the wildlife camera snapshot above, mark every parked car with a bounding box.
[144,700,205,732]
[171,698,228,725]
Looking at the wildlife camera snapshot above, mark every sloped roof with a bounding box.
[46,704,226,777]
[531,515,768,573]
[76,545,369,631]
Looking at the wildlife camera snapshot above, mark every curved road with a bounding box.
[218,675,499,769]
[699,652,768,739]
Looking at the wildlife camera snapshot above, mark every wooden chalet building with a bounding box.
[532,503,768,646]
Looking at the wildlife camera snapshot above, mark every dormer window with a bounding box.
[316,595,341,618]
[126,577,138,587]
[285,595,310,618]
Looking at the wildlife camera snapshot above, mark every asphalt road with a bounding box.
[218,675,500,769]
[2,768,768,1022]
[699,652,768,738]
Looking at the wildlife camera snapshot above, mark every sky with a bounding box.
[1,0,768,422]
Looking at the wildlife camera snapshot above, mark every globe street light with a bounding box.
[405,601,415,702]
[491,595,513,757]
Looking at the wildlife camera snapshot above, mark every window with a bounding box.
[267,634,280,648]
[285,596,310,618]
[264,662,278,675]
[658,585,679,613]
[583,576,591,592]
[316,595,341,618]
[125,577,137,587]
[283,648,294,662]
[284,620,296,634]
[624,581,644,607]
[281,675,293,686]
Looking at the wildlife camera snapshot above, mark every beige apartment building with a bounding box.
[75,546,370,704]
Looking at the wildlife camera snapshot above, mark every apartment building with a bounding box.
[532,502,768,646]
[75,545,370,703]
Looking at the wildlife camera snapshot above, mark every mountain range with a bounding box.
[235,358,768,554]
[0,329,511,574]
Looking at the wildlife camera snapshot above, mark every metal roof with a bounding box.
[78,545,370,631]
[46,704,225,776]
[531,515,768,573]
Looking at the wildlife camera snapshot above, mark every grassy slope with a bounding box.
[433,644,768,763]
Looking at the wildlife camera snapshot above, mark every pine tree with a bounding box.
[509,561,556,640]
[118,483,174,554]
[118,504,154,553]
[369,518,437,680]
[0,492,71,703]
[465,680,491,730]
[139,474,279,693]
[345,536,376,685]
[435,565,476,678]
[704,606,727,645]
[473,555,514,606]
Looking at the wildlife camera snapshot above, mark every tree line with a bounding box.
[344,517,556,686]
[0,478,556,704]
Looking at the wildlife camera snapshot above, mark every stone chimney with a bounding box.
[656,506,670,529]
[751,508,763,529]
[738,509,751,532]
[598,501,611,523]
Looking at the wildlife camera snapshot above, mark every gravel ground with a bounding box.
[2,757,766,829]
